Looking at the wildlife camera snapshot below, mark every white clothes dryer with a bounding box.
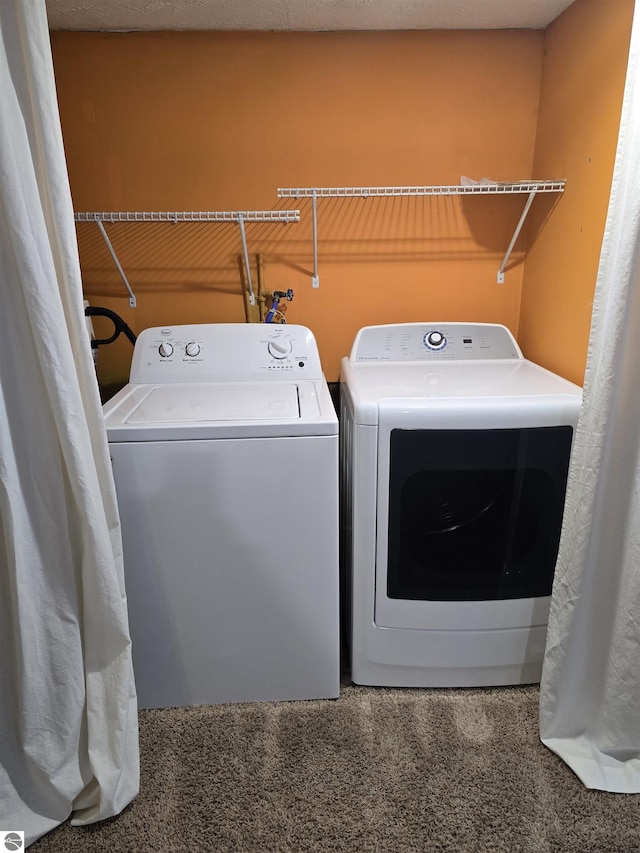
[340,322,582,688]
[104,323,340,708]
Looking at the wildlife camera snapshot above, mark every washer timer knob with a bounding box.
[158,341,174,358]
[185,342,201,357]
[425,331,446,350]
[267,339,291,359]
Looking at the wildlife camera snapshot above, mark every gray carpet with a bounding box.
[30,683,640,852]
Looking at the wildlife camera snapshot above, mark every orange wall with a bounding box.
[51,30,544,384]
[518,0,634,385]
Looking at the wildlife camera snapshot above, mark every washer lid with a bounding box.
[126,382,300,423]
[104,379,338,440]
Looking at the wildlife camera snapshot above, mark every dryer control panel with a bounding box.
[129,323,325,383]
[349,323,523,362]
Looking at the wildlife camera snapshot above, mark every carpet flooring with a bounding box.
[29,682,640,852]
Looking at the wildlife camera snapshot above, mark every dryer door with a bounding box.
[374,401,573,630]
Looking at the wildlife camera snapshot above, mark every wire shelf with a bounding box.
[74,210,300,223]
[277,180,565,286]
[277,181,565,198]
[75,209,301,307]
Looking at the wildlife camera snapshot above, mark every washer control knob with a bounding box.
[158,342,174,358]
[268,339,291,359]
[426,331,446,349]
[185,342,201,357]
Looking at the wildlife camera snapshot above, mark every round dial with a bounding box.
[267,338,291,359]
[424,331,446,350]
[185,342,201,357]
[158,341,174,358]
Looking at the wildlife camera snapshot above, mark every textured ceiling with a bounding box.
[45,0,578,32]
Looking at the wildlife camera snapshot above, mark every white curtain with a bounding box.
[0,0,139,843]
[540,4,640,794]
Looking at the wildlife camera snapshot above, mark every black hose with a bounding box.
[84,306,137,349]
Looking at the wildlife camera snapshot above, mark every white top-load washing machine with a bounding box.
[340,322,582,688]
[104,323,339,708]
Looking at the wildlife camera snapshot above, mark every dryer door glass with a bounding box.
[386,427,573,601]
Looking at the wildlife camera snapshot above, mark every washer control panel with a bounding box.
[130,324,324,383]
[350,323,522,362]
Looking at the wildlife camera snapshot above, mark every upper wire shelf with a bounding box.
[277,181,565,198]
[277,181,565,285]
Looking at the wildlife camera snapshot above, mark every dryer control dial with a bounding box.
[158,342,174,358]
[185,342,201,357]
[267,338,291,359]
[424,331,446,350]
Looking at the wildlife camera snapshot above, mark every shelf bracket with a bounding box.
[497,189,538,284]
[311,190,319,288]
[236,214,255,306]
[95,219,137,308]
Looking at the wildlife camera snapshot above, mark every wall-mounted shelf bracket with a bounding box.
[236,214,255,305]
[278,181,565,285]
[94,219,137,307]
[497,189,537,284]
[311,191,319,288]
[74,209,300,306]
